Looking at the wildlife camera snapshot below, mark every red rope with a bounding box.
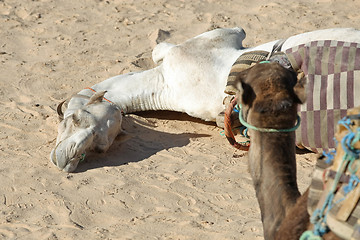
[85,87,114,105]
[224,97,250,151]
[85,87,125,115]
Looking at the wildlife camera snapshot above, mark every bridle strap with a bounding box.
[85,87,125,115]
[223,97,250,151]
[85,87,115,105]
[238,104,301,133]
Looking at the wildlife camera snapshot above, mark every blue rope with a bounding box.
[338,116,354,131]
[259,60,271,64]
[233,105,239,113]
[238,104,301,133]
[323,150,336,164]
[343,174,360,195]
[238,126,249,138]
[233,104,249,138]
[300,230,323,240]
[341,128,360,174]
[310,194,333,236]
[342,131,360,160]
[353,128,360,146]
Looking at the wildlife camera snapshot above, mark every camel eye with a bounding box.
[71,110,92,128]
[72,114,81,127]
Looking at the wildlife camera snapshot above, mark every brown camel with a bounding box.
[234,62,340,240]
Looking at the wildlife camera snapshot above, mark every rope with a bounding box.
[223,97,250,151]
[224,99,301,150]
[310,194,333,236]
[303,115,360,238]
[342,130,360,160]
[238,104,301,133]
[300,230,322,240]
[85,87,115,105]
[238,126,249,138]
[259,60,271,64]
[323,150,336,164]
[343,174,360,195]
[85,87,125,115]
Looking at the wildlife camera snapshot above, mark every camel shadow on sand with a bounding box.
[73,111,212,173]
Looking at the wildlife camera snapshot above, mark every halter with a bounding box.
[53,87,124,169]
[238,103,301,133]
[51,139,87,170]
[85,87,116,105]
[223,97,250,151]
[85,87,125,116]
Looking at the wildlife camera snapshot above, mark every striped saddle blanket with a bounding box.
[226,40,360,153]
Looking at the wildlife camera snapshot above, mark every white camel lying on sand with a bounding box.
[51,27,360,172]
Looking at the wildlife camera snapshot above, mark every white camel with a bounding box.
[51,27,360,172]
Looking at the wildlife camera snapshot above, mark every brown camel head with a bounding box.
[234,62,306,129]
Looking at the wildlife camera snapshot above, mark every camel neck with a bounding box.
[248,130,301,239]
[65,65,176,117]
[97,66,174,113]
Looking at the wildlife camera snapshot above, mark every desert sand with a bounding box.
[1,0,359,239]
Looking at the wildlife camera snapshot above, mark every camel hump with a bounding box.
[152,42,176,64]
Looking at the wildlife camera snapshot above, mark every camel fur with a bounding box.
[51,27,360,172]
[235,62,340,239]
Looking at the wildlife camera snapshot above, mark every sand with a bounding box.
[1,0,359,239]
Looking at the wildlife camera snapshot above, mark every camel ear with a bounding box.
[235,69,255,106]
[293,71,306,104]
[87,91,107,105]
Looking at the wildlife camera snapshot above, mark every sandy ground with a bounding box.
[1,0,360,239]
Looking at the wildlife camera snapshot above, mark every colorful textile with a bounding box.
[285,41,360,152]
[225,41,360,152]
[225,50,268,95]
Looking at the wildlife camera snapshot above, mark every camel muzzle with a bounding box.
[50,128,95,172]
